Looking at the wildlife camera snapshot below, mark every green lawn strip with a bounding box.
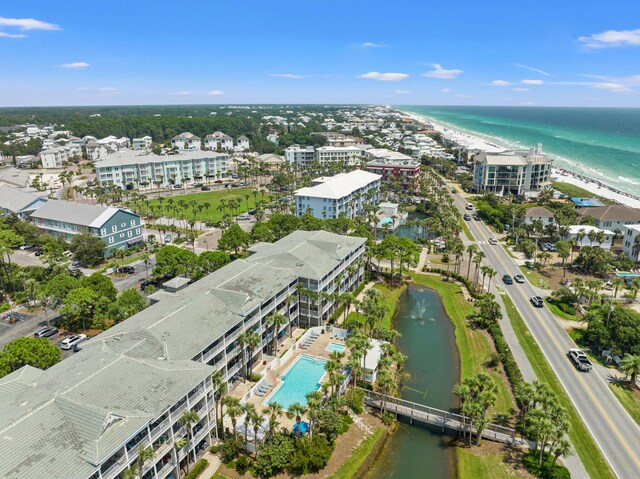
[609,382,640,427]
[210,473,230,479]
[551,181,613,204]
[501,244,517,259]
[502,294,615,479]
[374,283,406,329]
[458,217,474,241]
[518,266,551,289]
[330,428,384,479]
[145,187,258,222]
[410,273,513,416]
[457,448,525,479]
[544,298,579,322]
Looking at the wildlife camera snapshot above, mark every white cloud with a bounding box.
[592,82,632,93]
[490,80,511,86]
[512,87,530,92]
[0,31,27,38]
[578,29,640,49]
[394,90,410,95]
[174,91,191,95]
[358,71,409,81]
[512,63,553,77]
[423,64,463,79]
[271,73,305,79]
[456,94,471,98]
[77,86,88,91]
[0,17,60,31]
[361,42,386,48]
[60,62,89,69]
[207,90,224,96]
[441,88,451,93]
[521,79,544,85]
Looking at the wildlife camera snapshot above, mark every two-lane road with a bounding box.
[452,192,640,479]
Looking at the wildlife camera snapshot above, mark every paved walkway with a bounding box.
[199,452,222,477]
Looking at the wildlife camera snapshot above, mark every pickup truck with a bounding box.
[568,348,593,372]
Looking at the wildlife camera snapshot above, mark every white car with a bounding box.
[488,238,498,245]
[61,334,87,350]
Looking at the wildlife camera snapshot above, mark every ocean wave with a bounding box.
[618,176,640,185]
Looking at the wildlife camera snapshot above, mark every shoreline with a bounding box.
[398,108,640,209]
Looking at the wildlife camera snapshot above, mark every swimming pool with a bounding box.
[617,273,640,277]
[325,342,346,353]
[266,355,327,409]
[379,217,393,225]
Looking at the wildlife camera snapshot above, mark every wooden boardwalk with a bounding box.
[360,388,534,448]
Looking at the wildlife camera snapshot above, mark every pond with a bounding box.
[366,284,459,479]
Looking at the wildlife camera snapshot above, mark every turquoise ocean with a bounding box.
[396,106,640,196]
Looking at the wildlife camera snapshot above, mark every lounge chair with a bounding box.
[255,389,265,397]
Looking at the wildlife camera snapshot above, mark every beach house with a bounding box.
[565,225,614,250]
[171,132,201,151]
[523,206,555,225]
[576,205,640,231]
[204,131,234,150]
[132,136,153,150]
[0,185,48,218]
[622,224,640,261]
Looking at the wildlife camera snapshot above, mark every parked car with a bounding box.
[201,185,211,191]
[237,213,250,220]
[530,296,544,308]
[473,213,481,221]
[172,184,181,189]
[164,234,172,243]
[141,279,161,291]
[34,249,44,257]
[117,266,135,274]
[539,243,550,252]
[61,334,87,350]
[488,237,498,245]
[214,179,223,184]
[463,214,471,221]
[63,250,73,257]
[34,327,58,338]
[547,243,557,252]
[19,244,34,251]
[568,348,593,372]
[465,203,473,210]
[502,275,513,285]
[514,274,525,283]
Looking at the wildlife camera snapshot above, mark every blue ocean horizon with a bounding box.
[397,105,640,196]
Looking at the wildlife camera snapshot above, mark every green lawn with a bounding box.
[330,428,384,479]
[518,266,551,289]
[458,217,474,241]
[609,382,640,427]
[457,448,529,479]
[210,473,230,479]
[144,187,259,223]
[345,283,407,330]
[410,273,514,416]
[551,181,613,205]
[502,294,615,479]
[545,298,579,321]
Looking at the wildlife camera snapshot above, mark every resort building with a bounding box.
[204,131,233,150]
[86,136,131,161]
[285,145,315,168]
[132,136,153,150]
[0,167,31,189]
[40,144,82,168]
[365,150,421,189]
[94,150,230,189]
[266,133,279,145]
[472,144,552,195]
[523,206,555,225]
[0,185,48,218]
[236,135,250,151]
[29,200,143,249]
[622,224,640,260]
[564,225,614,250]
[315,146,368,166]
[171,132,201,151]
[376,202,407,230]
[0,230,365,479]
[294,170,381,220]
[362,339,389,384]
[576,205,640,231]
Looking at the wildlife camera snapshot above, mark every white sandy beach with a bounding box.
[401,110,640,210]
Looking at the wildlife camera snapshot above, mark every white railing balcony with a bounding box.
[226,346,241,359]
[225,330,241,344]
[156,461,175,479]
[202,343,224,363]
[171,401,188,418]
[101,455,128,479]
[188,387,206,405]
[154,441,173,459]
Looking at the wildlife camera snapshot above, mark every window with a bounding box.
[127,231,132,238]
[109,237,114,244]
[121,222,126,227]
[120,233,124,238]
[130,220,136,227]
[112,225,117,233]
[136,228,141,235]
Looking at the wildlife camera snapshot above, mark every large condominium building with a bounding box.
[40,144,82,168]
[365,149,421,189]
[132,136,153,150]
[472,144,552,195]
[29,200,143,249]
[0,230,365,479]
[294,170,381,220]
[204,131,233,150]
[0,185,48,218]
[315,146,368,166]
[171,132,201,151]
[94,150,229,189]
[285,145,315,168]
[86,136,131,161]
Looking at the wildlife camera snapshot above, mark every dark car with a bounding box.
[530,296,544,308]
[34,327,58,338]
[473,213,481,221]
[201,185,211,191]
[502,275,513,285]
[34,248,44,256]
[141,280,161,291]
[117,266,135,274]
[463,214,471,221]
[214,179,223,184]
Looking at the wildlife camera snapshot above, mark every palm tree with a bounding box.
[224,396,243,436]
[242,403,257,449]
[620,354,640,389]
[179,409,200,473]
[265,313,287,355]
[287,402,308,438]
[238,330,261,380]
[248,407,264,455]
[172,438,187,477]
[263,402,283,441]
[135,444,154,478]
[486,267,497,291]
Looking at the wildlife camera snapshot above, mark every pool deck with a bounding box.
[229,327,348,428]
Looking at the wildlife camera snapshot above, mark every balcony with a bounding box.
[156,461,176,479]
[100,454,129,479]
[202,342,225,363]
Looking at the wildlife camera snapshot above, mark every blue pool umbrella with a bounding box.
[293,421,310,434]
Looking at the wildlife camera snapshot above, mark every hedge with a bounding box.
[185,459,209,479]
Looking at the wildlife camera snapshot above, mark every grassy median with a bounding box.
[330,428,384,479]
[502,294,615,479]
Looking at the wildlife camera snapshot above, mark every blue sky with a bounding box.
[1,0,640,107]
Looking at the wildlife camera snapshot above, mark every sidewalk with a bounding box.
[199,452,222,477]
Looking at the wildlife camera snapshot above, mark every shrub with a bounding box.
[184,458,208,479]
[220,435,244,463]
[316,409,343,442]
[338,413,353,435]
[522,451,571,479]
[255,433,295,478]
[234,455,251,475]
[0,303,10,313]
[209,444,219,454]
[348,389,365,414]
[248,373,262,383]
[557,302,576,315]
[287,436,333,475]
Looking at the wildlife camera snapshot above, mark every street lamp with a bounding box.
[204,239,208,251]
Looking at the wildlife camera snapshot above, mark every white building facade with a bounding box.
[204,132,233,150]
[171,132,201,151]
[132,136,152,150]
[285,145,315,168]
[40,144,82,168]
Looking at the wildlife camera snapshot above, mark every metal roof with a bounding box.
[0,185,45,213]
[29,200,129,228]
[294,170,381,200]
